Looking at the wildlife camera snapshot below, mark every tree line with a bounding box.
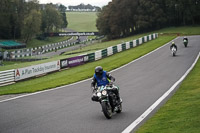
[0,0,68,43]
[68,3,101,11]
[96,0,200,39]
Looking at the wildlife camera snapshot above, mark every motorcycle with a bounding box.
[95,84,122,119]
[171,46,177,56]
[183,38,188,47]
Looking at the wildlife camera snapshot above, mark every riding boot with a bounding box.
[113,88,122,104]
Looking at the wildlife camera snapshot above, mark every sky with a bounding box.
[39,0,112,7]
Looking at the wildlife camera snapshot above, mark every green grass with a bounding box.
[157,26,200,35]
[0,35,175,95]
[26,36,71,48]
[135,57,200,133]
[66,12,98,32]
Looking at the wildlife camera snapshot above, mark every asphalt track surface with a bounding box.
[0,36,199,133]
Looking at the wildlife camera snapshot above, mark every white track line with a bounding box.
[0,37,178,103]
[122,51,200,133]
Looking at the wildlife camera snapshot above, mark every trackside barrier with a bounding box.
[112,46,118,54]
[122,43,126,51]
[87,53,95,62]
[85,33,158,61]
[95,50,102,61]
[60,56,85,69]
[0,33,158,86]
[126,42,130,49]
[5,37,74,59]
[5,36,104,59]
[0,69,15,86]
[102,49,108,58]
[117,44,122,52]
[14,61,60,81]
[107,47,113,56]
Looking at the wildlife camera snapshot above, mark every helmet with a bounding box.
[95,66,103,77]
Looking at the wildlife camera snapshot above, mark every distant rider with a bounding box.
[170,41,177,51]
[183,37,188,42]
[91,66,121,103]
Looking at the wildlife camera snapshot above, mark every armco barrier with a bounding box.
[0,69,15,85]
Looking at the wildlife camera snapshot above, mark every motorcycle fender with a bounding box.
[101,99,109,102]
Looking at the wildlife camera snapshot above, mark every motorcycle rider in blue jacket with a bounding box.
[91,66,121,103]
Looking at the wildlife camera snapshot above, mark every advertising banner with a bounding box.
[60,59,68,69]
[44,32,99,37]
[67,56,85,67]
[60,56,87,69]
[15,61,60,81]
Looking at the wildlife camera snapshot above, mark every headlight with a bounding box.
[97,92,101,97]
[102,90,107,96]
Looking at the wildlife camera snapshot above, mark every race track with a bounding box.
[0,36,199,133]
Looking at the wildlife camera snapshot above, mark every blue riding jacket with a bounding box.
[94,71,109,87]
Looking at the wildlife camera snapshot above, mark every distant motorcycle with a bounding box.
[95,84,122,119]
[183,37,188,47]
[171,46,177,56]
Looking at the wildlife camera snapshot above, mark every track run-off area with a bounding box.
[0,36,199,133]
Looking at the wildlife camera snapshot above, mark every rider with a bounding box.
[170,41,177,51]
[183,36,188,42]
[91,66,121,103]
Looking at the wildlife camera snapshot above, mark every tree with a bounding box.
[96,5,112,38]
[41,4,64,33]
[22,9,41,43]
[0,0,13,39]
[58,4,68,29]
[135,0,166,32]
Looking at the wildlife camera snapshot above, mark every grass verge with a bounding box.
[0,35,175,95]
[26,36,71,48]
[66,12,98,32]
[157,26,200,35]
[135,56,200,133]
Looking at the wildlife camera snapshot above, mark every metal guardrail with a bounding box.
[0,69,15,86]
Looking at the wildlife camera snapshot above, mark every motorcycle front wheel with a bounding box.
[184,42,188,47]
[101,101,112,119]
